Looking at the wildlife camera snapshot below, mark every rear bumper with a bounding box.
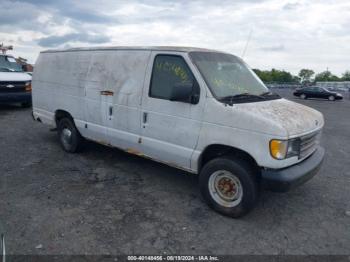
[262,146,325,192]
[0,92,31,103]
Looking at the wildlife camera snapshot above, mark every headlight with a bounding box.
[25,81,32,92]
[270,138,300,160]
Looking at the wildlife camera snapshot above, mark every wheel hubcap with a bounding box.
[208,170,243,207]
[61,127,72,148]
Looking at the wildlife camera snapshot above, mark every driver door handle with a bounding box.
[100,90,114,96]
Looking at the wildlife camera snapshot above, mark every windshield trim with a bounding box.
[188,51,279,104]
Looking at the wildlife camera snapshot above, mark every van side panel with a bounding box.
[33,49,151,154]
[82,50,151,150]
[109,50,151,150]
[32,51,91,126]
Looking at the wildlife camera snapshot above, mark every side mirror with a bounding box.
[169,82,199,104]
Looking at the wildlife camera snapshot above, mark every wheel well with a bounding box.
[198,144,259,172]
[55,110,73,127]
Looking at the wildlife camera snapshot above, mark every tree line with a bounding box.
[252,68,350,84]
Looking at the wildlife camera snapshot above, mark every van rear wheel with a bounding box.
[57,118,83,153]
[199,156,258,218]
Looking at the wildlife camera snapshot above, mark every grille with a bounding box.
[0,81,27,93]
[299,131,320,159]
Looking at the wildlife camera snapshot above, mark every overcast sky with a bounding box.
[0,0,349,75]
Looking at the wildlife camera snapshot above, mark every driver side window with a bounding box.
[149,55,196,100]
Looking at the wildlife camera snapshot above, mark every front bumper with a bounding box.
[0,92,31,104]
[262,146,325,192]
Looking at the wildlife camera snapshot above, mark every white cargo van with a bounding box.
[32,46,325,217]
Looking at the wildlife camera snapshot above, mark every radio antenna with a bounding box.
[241,29,253,58]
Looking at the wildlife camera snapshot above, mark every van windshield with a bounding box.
[190,52,278,103]
[0,55,23,72]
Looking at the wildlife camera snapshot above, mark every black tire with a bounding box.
[328,95,335,101]
[199,156,258,218]
[21,102,32,108]
[57,117,83,153]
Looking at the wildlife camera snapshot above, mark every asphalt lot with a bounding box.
[0,90,349,255]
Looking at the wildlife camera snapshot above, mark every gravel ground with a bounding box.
[0,90,349,255]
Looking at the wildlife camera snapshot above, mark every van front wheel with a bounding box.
[199,157,258,218]
[57,118,83,153]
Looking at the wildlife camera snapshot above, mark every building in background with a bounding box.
[15,57,34,72]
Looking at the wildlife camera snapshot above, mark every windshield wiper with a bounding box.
[218,92,282,105]
[219,93,265,103]
[260,91,281,98]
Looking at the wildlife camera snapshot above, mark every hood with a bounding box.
[0,72,32,82]
[205,98,324,137]
[242,98,324,136]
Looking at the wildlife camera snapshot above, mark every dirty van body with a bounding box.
[32,46,325,217]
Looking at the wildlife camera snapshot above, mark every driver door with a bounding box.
[140,52,204,171]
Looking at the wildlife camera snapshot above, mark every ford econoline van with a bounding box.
[32,46,325,217]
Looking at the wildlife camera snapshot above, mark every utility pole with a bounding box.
[0,43,13,54]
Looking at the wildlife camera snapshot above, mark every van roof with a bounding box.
[41,46,225,54]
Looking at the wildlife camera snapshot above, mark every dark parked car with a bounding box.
[294,86,343,101]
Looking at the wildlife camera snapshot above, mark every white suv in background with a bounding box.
[0,54,32,107]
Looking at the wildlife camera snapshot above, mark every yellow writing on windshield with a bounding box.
[212,77,247,93]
